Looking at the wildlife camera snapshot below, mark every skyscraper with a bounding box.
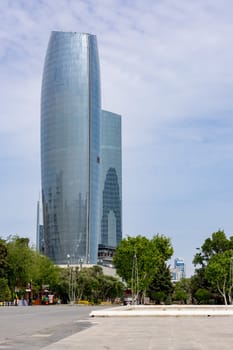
[41,32,101,264]
[100,110,122,247]
[174,257,186,279]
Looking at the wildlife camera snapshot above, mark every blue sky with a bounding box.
[1,0,233,275]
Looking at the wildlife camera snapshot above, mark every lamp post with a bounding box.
[71,259,75,304]
[79,258,83,270]
[67,254,71,303]
[131,253,138,305]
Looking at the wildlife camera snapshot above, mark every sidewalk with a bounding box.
[41,308,233,350]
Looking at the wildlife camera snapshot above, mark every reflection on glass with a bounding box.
[41,32,101,264]
[100,111,122,248]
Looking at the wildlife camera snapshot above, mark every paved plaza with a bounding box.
[1,305,233,349]
[42,315,233,350]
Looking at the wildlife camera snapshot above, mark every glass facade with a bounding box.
[174,257,186,278]
[36,199,44,253]
[41,32,101,264]
[100,110,122,247]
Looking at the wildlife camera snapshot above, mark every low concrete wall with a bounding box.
[90,304,233,317]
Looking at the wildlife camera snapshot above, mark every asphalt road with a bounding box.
[0,304,102,350]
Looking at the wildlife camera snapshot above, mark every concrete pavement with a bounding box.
[90,304,233,317]
[41,307,233,350]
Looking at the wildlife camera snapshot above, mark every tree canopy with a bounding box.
[193,230,233,304]
[193,230,233,267]
[113,234,173,301]
[0,235,124,304]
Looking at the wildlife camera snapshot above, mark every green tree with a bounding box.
[6,236,34,294]
[113,235,173,301]
[173,278,191,304]
[76,268,93,301]
[205,252,233,305]
[147,263,174,304]
[0,239,8,278]
[74,266,124,304]
[193,230,232,268]
[190,268,209,296]
[98,275,124,302]
[0,278,11,302]
[3,235,61,301]
[194,288,212,304]
[192,230,233,304]
[75,266,103,302]
[30,252,61,296]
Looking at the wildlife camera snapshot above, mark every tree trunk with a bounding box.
[223,294,228,305]
[217,280,228,305]
[228,283,233,305]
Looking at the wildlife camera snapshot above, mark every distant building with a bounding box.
[171,268,183,283]
[171,257,186,282]
[174,257,185,277]
[98,244,116,267]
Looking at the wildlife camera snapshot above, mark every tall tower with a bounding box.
[41,32,101,264]
[100,110,122,247]
[174,257,186,279]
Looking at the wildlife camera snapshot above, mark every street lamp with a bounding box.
[79,258,83,270]
[66,254,71,302]
[131,254,138,305]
